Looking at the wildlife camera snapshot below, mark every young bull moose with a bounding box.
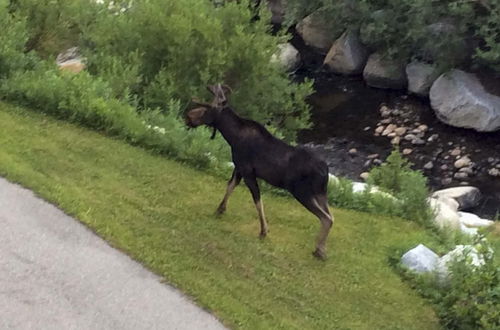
[186,84,333,260]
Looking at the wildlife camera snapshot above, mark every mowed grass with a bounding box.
[0,103,442,329]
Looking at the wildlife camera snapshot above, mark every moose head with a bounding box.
[185,84,232,129]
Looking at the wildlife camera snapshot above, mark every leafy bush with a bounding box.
[0,1,35,79]
[368,149,433,224]
[406,236,500,330]
[0,63,230,170]
[80,0,312,141]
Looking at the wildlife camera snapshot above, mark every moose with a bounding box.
[186,84,333,260]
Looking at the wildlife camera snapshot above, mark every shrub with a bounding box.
[0,62,230,171]
[82,0,312,141]
[0,1,35,79]
[407,236,500,330]
[368,149,432,224]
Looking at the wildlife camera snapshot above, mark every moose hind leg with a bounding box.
[216,170,242,215]
[243,176,268,238]
[292,190,333,260]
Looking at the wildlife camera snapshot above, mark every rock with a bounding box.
[272,43,301,72]
[404,134,417,141]
[380,118,391,124]
[360,172,370,180]
[401,244,439,274]
[454,172,468,180]
[363,126,371,131]
[454,156,471,169]
[394,127,407,136]
[436,245,490,281]
[406,61,439,97]
[459,167,474,175]
[391,136,401,145]
[488,168,500,177]
[367,153,379,159]
[56,47,85,73]
[421,22,469,65]
[427,134,439,142]
[430,70,500,132]
[267,0,286,25]
[450,148,461,157]
[459,223,479,236]
[428,197,461,230]
[402,148,413,155]
[363,53,407,90]
[411,138,425,145]
[441,178,453,185]
[458,212,494,228]
[417,124,428,132]
[375,125,385,134]
[296,12,335,53]
[348,148,357,155]
[382,124,397,136]
[324,30,368,75]
[424,161,434,170]
[431,186,481,210]
[440,165,449,171]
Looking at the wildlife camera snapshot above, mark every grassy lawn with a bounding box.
[0,103,442,329]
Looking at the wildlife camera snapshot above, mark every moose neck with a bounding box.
[213,107,244,147]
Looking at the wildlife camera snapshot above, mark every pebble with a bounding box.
[440,165,448,171]
[382,124,397,136]
[488,168,500,177]
[402,148,413,155]
[360,172,370,180]
[391,136,401,145]
[348,148,357,155]
[394,127,407,136]
[367,153,379,159]
[441,178,453,185]
[427,134,439,142]
[450,148,461,157]
[459,167,474,175]
[380,118,391,124]
[411,138,425,145]
[454,156,471,169]
[454,172,469,180]
[387,132,396,138]
[375,126,385,134]
[373,159,383,165]
[404,134,417,141]
[417,124,428,132]
[364,126,371,131]
[424,161,434,170]
[488,157,496,163]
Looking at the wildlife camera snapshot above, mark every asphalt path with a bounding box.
[0,177,227,330]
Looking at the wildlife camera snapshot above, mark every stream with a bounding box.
[293,36,500,219]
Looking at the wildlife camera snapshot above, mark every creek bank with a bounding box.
[292,31,500,219]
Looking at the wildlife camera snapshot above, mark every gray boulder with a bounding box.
[271,43,301,72]
[406,61,439,97]
[56,47,85,73]
[432,186,481,210]
[296,12,335,54]
[430,70,500,132]
[323,30,368,75]
[401,244,439,274]
[363,53,407,89]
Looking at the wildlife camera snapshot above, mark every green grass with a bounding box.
[0,103,442,329]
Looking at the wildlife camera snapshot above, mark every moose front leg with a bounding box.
[243,176,268,238]
[216,169,242,215]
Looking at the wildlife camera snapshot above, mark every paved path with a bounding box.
[0,177,227,330]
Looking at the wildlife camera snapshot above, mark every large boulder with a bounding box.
[428,197,461,230]
[406,61,439,97]
[401,244,439,274]
[56,47,85,74]
[418,22,469,65]
[363,53,407,89]
[296,12,335,54]
[323,30,368,75]
[431,186,481,210]
[267,0,286,25]
[271,43,301,72]
[430,70,500,132]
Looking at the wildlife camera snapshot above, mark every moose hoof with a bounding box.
[215,206,225,217]
[312,248,327,261]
